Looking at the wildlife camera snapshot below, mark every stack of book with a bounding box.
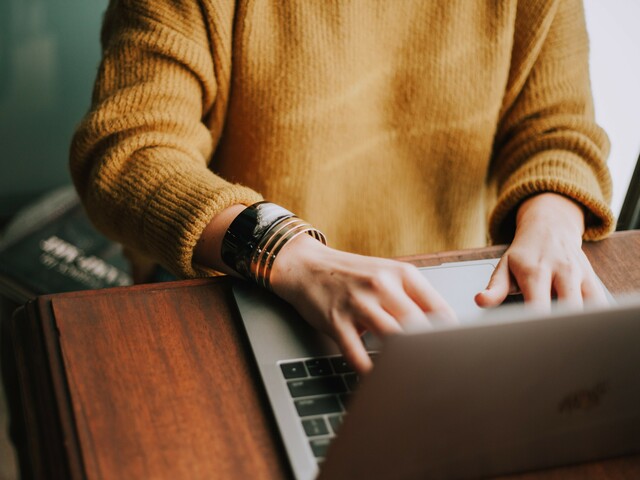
[0,186,132,303]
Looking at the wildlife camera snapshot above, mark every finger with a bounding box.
[334,323,373,374]
[475,257,511,308]
[402,267,456,320]
[424,311,458,328]
[517,266,552,310]
[581,277,609,307]
[552,271,583,308]
[575,254,609,307]
[376,285,433,328]
[388,300,431,329]
[354,300,405,336]
[373,273,455,329]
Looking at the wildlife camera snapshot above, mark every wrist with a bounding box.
[194,204,247,275]
[516,193,585,237]
[270,234,329,295]
[214,201,327,289]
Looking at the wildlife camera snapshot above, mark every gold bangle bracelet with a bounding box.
[262,226,323,290]
[254,219,312,288]
[260,222,313,289]
[250,217,302,283]
[249,216,326,290]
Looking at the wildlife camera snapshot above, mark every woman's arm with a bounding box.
[70,0,261,279]
[479,0,615,307]
[194,204,455,374]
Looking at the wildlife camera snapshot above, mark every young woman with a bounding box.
[71,0,614,372]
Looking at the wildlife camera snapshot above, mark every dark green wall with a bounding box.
[0,0,108,222]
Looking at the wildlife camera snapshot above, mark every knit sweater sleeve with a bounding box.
[488,0,614,243]
[69,0,262,278]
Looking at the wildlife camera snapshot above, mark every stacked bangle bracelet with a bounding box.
[221,202,327,289]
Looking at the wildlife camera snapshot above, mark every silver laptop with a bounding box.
[231,259,640,479]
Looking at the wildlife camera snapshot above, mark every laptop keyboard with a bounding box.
[279,354,375,462]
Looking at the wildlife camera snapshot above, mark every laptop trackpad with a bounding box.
[420,261,497,321]
[362,260,498,350]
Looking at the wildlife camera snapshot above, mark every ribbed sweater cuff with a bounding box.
[142,169,262,278]
[489,150,615,243]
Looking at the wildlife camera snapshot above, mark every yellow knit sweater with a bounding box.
[70,0,614,278]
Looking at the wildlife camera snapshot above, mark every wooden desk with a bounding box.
[7,231,640,479]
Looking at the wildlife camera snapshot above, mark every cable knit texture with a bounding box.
[70,0,614,278]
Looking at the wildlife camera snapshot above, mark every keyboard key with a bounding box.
[287,376,347,398]
[344,373,360,391]
[280,361,307,379]
[330,356,354,374]
[328,414,343,434]
[295,396,342,417]
[302,418,329,437]
[305,358,333,376]
[310,438,332,458]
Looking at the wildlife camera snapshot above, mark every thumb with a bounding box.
[475,257,512,308]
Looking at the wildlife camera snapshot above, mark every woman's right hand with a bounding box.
[270,234,456,374]
[194,204,455,374]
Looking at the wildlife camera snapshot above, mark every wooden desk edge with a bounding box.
[7,230,640,479]
[10,299,85,479]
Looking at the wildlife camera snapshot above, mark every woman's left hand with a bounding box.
[475,192,608,309]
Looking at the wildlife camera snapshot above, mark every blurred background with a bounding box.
[584,0,640,217]
[0,0,108,223]
[0,3,108,479]
[0,0,638,224]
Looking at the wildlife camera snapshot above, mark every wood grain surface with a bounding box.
[50,279,290,479]
[11,231,640,480]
